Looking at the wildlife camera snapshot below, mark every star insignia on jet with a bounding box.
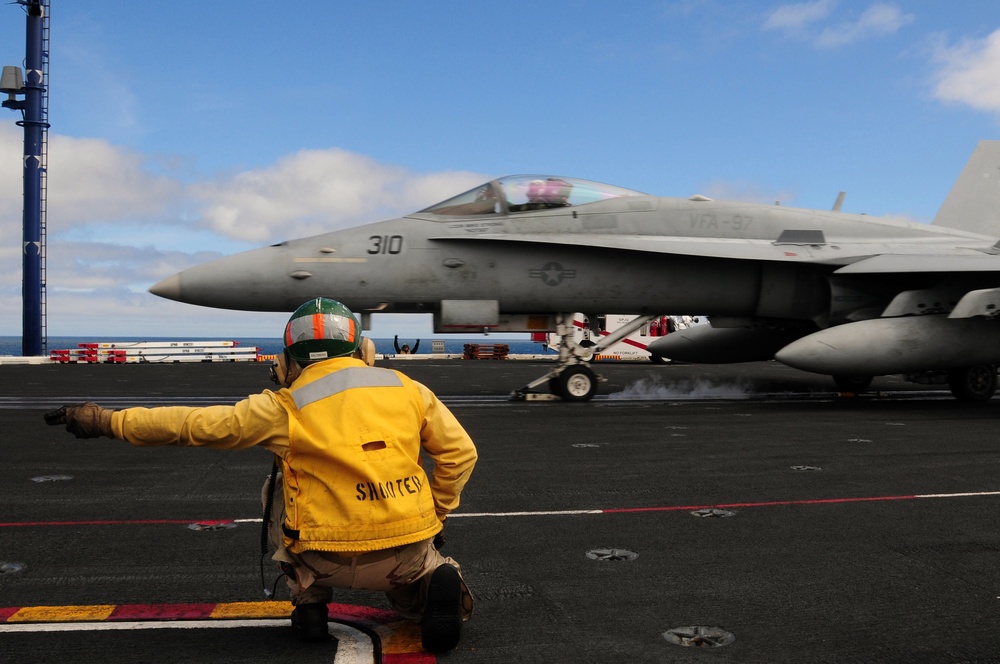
[530,262,576,286]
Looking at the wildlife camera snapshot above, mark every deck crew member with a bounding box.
[45,297,477,652]
[394,335,420,354]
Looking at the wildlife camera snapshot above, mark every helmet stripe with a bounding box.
[286,313,357,343]
[312,312,325,341]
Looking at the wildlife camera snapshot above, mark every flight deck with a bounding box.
[2,359,999,663]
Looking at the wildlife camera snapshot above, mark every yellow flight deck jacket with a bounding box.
[110,357,477,553]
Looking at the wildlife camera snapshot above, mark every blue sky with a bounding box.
[2,0,1000,341]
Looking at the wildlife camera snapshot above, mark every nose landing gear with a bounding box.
[513,313,659,402]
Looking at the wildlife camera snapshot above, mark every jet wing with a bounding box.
[430,233,849,264]
[834,253,1000,274]
[430,233,997,268]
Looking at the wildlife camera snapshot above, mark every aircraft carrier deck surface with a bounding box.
[2,359,999,663]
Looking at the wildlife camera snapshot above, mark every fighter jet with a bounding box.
[151,142,1000,402]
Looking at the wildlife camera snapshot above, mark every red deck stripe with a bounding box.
[108,603,218,620]
[0,491,984,529]
[0,519,234,528]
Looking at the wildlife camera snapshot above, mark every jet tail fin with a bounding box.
[932,140,1000,235]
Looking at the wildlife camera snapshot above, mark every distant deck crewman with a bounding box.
[394,335,420,354]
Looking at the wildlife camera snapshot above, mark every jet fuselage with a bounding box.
[150,157,1000,401]
[151,193,985,330]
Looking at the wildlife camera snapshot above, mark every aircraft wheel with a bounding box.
[947,364,997,402]
[832,375,873,392]
[552,366,598,402]
[649,354,667,365]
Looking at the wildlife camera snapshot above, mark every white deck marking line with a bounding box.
[450,510,604,518]
[916,491,1000,499]
[8,491,1000,529]
[454,490,1000,517]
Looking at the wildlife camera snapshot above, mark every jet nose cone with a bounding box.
[772,339,817,370]
[775,330,859,374]
[149,273,182,302]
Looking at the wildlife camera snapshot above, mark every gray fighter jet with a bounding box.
[151,142,1000,402]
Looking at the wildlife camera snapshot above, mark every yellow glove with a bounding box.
[44,402,115,439]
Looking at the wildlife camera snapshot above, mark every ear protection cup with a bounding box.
[269,349,292,386]
[355,337,376,366]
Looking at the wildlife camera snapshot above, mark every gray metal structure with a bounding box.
[151,142,1000,401]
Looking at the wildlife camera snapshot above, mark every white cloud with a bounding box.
[47,134,183,228]
[0,125,24,228]
[699,179,797,207]
[0,123,184,245]
[47,241,222,291]
[190,148,486,243]
[0,126,491,336]
[41,289,290,338]
[764,1,912,48]
[931,29,1000,114]
[815,3,913,48]
[764,0,835,31]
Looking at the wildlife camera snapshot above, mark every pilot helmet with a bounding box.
[526,179,546,201]
[544,178,573,203]
[283,297,362,365]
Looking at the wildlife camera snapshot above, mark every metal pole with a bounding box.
[20,0,45,356]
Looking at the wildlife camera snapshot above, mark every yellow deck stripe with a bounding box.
[209,601,293,619]
[8,605,116,622]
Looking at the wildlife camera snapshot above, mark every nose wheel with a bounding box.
[947,364,997,402]
[550,365,598,401]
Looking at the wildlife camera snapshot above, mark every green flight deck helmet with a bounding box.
[283,298,362,365]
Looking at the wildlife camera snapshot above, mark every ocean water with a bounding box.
[0,336,552,358]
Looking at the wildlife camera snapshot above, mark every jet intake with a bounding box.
[755,264,828,321]
[775,315,1000,375]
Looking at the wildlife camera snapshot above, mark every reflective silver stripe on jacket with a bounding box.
[292,367,404,410]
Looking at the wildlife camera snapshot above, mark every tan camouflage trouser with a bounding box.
[261,475,473,622]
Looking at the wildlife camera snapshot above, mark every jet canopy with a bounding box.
[420,175,646,216]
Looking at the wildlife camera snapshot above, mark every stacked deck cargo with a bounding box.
[462,343,510,360]
[49,341,261,363]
